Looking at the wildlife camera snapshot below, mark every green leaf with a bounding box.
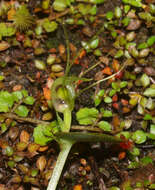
[116,131,131,139]
[140,74,150,87]
[109,187,120,190]
[76,107,99,125]
[24,96,35,105]
[104,96,112,103]
[143,87,155,97]
[137,42,148,49]
[129,147,140,156]
[150,124,155,135]
[122,0,142,7]
[94,89,105,106]
[106,11,114,20]
[1,123,7,133]
[53,0,67,11]
[138,12,153,21]
[144,114,152,120]
[21,90,28,97]
[147,36,155,47]
[33,124,54,146]
[114,7,122,18]
[149,184,155,189]
[12,91,23,102]
[0,23,16,38]
[0,91,14,112]
[89,37,99,49]
[0,75,5,81]
[43,19,58,32]
[94,96,101,106]
[132,130,147,144]
[97,121,112,131]
[102,110,113,117]
[15,105,29,117]
[120,81,128,88]
[90,0,104,4]
[112,82,119,90]
[114,50,124,58]
[140,156,153,166]
[122,17,130,26]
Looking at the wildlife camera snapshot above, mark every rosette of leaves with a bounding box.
[12,5,35,31]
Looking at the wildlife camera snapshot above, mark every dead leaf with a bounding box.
[20,130,30,143]
[0,41,10,51]
[36,156,47,172]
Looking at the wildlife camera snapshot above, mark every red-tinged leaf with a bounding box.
[58,44,65,55]
[115,70,124,79]
[36,156,47,171]
[112,115,120,129]
[122,107,130,113]
[43,87,51,100]
[113,102,119,110]
[121,99,129,106]
[112,59,120,72]
[102,67,112,75]
[49,48,57,53]
[74,58,80,65]
[118,151,126,160]
[79,50,86,59]
[16,32,25,42]
[119,140,133,150]
[112,94,118,102]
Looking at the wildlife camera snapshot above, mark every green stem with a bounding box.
[47,140,74,190]
[63,109,72,132]
[63,24,70,77]
[78,63,126,95]
[80,60,101,77]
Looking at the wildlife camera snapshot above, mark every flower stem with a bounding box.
[47,139,74,190]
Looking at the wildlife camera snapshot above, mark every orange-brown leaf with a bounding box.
[43,87,51,100]
[0,41,10,51]
[36,156,47,171]
[102,67,112,75]
[7,8,16,20]
[20,130,30,143]
[112,59,120,72]
[73,184,82,190]
[118,151,126,160]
